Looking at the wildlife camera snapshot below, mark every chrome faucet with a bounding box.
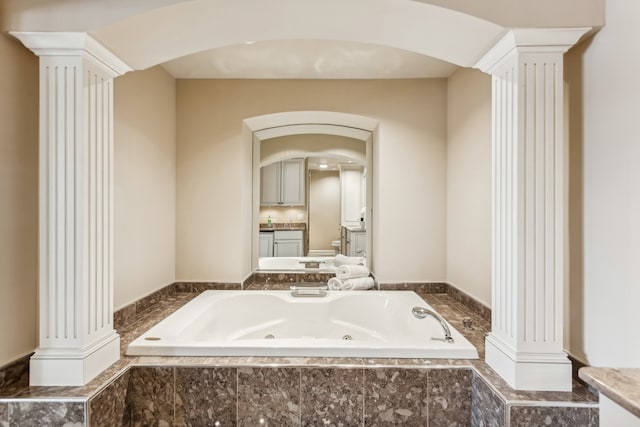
[412,306,454,343]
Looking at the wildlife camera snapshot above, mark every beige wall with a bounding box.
[446,68,492,306]
[114,66,176,309]
[565,0,640,367]
[0,34,38,367]
[309,170,341,251]
[176,79,447,282]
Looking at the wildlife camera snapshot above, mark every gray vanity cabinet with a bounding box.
[342,227,366,257]
[259,232,274,257]
[273,230,303,257]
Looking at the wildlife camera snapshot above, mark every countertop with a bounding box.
[259,222,306,231]
[579,367,640,418]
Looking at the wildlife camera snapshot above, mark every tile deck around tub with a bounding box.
[0,284,598,427]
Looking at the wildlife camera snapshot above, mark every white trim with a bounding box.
[254,124,372,142]
[474,27,591,73]
[244,111,379,134]
[9,31,132,77]
[486,334,572,391]
[30,332,120,386]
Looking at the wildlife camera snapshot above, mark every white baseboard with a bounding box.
[30,331,120,386]
[485,333,572,391]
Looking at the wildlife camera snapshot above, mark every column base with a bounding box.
[30,331,120,386]
[485,333,572,391]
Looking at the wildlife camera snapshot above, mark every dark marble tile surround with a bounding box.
[93,364,474,426]
[0,353,30,397]
[1,278,598,426]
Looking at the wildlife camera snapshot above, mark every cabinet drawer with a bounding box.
[274,230,303,240]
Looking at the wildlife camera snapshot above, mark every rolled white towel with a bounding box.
[337,264,370,280]
[341,277,375,290]
[328,277,344,290]
[333,254,365,267]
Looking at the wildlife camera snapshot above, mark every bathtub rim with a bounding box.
[126,289,479,360]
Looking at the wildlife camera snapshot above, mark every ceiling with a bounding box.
[161,39,458,79]
[5,0,602,81]
[307,156,359,171]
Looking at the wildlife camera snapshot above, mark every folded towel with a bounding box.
[328,277,344,290]
[327,276,375,291]
[333,254,365,267]
[342,277,375,290]
[337,264,370,280]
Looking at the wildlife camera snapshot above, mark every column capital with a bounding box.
[474,27,591,74]
[10,31,132,77]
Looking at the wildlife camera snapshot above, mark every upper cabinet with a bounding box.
[260,159,306,206]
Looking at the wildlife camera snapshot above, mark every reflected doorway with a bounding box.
[308,166,340,256]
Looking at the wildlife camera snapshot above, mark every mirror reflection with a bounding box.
[256,134,369,271]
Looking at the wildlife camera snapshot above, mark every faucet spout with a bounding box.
[412,306,454,343]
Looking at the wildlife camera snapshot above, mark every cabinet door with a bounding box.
[260,162,281,206]
[353,232,366,257]
[274,240,302,257]
[259,232,274,257]
[280,159,305,206]
[346,230,366,257]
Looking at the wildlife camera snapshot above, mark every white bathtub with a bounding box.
[127,290,479,359]
[258,256,341,272]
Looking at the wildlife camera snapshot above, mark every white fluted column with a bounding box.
[11,32,131,386]
[475,28,589,391]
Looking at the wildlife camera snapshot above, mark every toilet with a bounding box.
[331,240,341,255]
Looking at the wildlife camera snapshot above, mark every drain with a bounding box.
[144,337,161,341]
[342,335,353,340]
[264,334,275,339]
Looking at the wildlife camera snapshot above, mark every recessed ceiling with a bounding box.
[308,156,358,171]
[161,39,458,79]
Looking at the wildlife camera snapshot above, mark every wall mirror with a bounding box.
[251,124,373,272]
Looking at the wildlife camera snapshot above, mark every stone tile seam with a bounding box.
[0,398,87,403]
[473,370,509,405]
[505,401,599,408]
[130,360,473,369]
[86,367,132,402]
